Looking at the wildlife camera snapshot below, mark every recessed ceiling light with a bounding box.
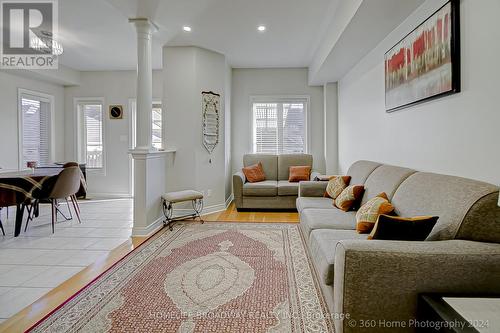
[183,26,192,32]
[257,25,266,32]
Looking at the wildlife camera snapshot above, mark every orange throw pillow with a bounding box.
[334,185,365,211]
[324,176,351,199]
[288,166,311,182]
[355,192,395,234]
[242,162,266,183]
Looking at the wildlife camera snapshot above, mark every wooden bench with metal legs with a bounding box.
[162,190,204,230]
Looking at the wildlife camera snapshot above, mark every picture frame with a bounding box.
[109,105,123,119]
[385,0,460,112]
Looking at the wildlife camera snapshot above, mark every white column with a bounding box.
[324,82,339,174]
[129,18,155,150]
[128,18,168,237]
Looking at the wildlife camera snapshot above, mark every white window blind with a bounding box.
[79,103,103,169]
[152,103,162,149]
[252,99,307,154]
[21,95,51,167]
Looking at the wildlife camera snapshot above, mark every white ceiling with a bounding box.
[308,0,425,84]
[57,0,338,71]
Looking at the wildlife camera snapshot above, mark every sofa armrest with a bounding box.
[299,181,327,197]
[233,172,245,208]
[333,239,500,333]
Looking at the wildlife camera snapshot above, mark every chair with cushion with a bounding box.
[25,166,82,233]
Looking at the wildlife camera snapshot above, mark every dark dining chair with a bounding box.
[25,166,82,233]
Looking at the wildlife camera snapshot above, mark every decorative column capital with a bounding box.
[129,18,158,37]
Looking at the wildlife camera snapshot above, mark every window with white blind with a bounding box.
[76,100,104,169]
[18,89,53,168]
[129,100,163,150]
[252,97,308,154]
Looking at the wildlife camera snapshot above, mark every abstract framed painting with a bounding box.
[385,0,460,112]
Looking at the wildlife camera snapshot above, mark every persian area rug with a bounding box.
[30,223,333,333]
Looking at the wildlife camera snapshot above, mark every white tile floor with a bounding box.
[0,198,133,321]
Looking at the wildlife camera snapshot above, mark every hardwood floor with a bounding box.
[0,203,298,332]
[204,203,299,223]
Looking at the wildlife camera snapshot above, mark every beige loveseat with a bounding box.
[297,161,500,333]
[233,154,318,210]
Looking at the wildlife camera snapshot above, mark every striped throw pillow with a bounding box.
[324,176,351,199]
[334,185,365,211]
[355,193,395,233]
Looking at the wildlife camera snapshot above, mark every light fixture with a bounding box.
[30,31,63,55]
[257,25,266,32]
[183,26,192,32]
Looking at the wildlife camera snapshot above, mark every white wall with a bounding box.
[231,68,325,174]
[338,0,500,185]
[0,71,65,169]
[163,46,228,211]
[324,82,339,174]
[64,70,163,196]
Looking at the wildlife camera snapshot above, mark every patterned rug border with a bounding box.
[27,222,332,332]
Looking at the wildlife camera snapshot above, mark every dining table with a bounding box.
[0,167,87,237]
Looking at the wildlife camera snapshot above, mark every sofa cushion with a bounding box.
[296,197,334,212]
[300,209,357,240]
[277,181,299,196]
[360,164,416,205]
[456,192,500,244]
[243,180,277,197]
[309,229,366,285]
[391,172,499,241]
[243,154,278,180]
[278,154,313,181]
[346,160,382,186]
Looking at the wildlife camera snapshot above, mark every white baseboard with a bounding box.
[132,216,164,237]
[131,196,233,237]
[86,192,132,199]
[173,202,227,217]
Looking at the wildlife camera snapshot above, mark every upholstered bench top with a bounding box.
[162,190,203,203]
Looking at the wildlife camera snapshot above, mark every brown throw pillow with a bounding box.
[334,185,365,211]
[242,162,266,183]
[324,176,351,199]
[288,166,311,182]
[368,215,439,241]
[355,193,395,234]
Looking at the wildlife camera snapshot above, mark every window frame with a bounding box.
[249,95,310,155]
[128,98,164,197]
[128,98,164,150]
[17,88,55,169]
[74,97,106,175]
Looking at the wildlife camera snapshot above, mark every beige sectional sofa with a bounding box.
[233,154,319,210]
[297,160,500,333]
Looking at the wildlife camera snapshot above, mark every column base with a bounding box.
[129,150,175,238]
